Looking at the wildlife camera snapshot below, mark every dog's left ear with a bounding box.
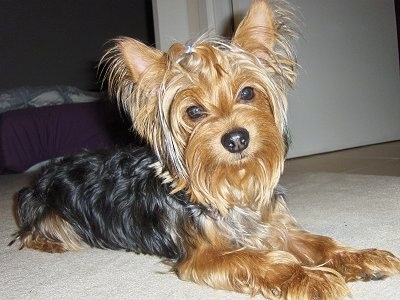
[117,38,164,82]
[232,0,276,59]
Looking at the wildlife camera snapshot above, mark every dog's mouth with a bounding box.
[229,152,251,163]
[238,153,248,161]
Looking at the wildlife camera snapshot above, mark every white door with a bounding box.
[152,0,400,158]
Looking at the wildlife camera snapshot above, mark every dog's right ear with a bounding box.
[232,0,297,87]
[232,0,276,60]
[115,38,164,82]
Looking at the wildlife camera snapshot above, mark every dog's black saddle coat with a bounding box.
[16,147,200,260]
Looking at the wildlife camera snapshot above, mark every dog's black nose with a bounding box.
[221,128,250,153]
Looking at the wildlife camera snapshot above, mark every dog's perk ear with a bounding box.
[117,38,164,81]
[232,0,276,58]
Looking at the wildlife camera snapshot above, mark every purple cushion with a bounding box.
[0,101,132,174]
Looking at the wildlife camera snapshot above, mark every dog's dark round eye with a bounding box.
[239,86,255,101]
[186,105,205,120]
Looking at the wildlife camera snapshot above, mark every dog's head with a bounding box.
[103,0,297,214]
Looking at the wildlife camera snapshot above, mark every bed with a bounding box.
[0,86,136,174]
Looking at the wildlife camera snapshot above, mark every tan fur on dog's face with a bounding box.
[102,0,297,214]
[165,42,286,213]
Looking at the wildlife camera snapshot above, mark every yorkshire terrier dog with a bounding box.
[10,0,400,299]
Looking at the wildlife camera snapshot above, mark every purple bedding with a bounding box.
[0,101,133,174]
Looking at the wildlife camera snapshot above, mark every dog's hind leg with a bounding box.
[13,187,82,253]
[16,211,82,253]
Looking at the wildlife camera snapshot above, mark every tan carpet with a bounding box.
[1,172,399,299]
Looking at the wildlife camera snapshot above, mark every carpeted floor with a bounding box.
[1,172,399,299]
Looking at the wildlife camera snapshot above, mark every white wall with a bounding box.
[287,0,400,157]
[152,0,192,51]
[152,0,232,51]
[152,0,400,157]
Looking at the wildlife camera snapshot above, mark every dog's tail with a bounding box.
[9,187,82,252]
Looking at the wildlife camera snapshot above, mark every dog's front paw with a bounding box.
[261,265,350,300]
[329,249,400,282]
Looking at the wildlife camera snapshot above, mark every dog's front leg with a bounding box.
[175,246,350,300]
[286,229,400,282]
